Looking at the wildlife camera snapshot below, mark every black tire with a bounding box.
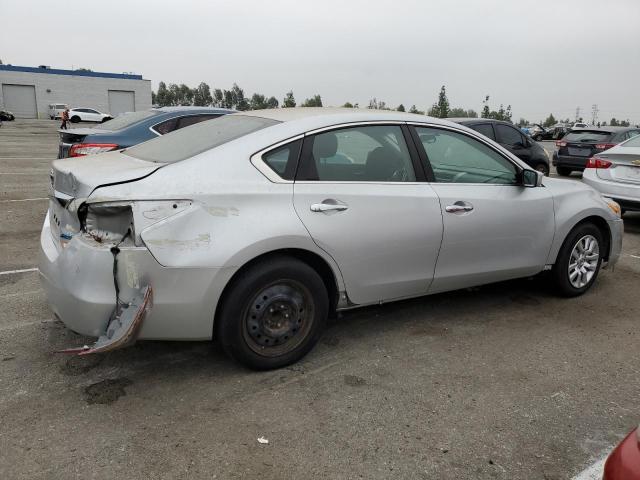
[534,163,550,176]
[556,167,572,176]
[70,115,81,123]
[101,116,112,123]
[216,256,328,370]
[534,134,543,141]
[551,223,604,297]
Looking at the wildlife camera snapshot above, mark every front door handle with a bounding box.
[445,202,474,213]
[310,201,349,213]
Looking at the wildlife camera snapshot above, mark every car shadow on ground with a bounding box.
[623,212,640,234]
[42,272,563,395]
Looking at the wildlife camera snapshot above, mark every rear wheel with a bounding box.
[552,223,604,297]
[216,256,328,370]
[556,167,572,176]
[534,134,543,141]
[70,115,81,123]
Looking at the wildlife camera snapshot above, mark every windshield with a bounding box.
[125,114,280,163]
[564,130,612,143]
[96,110,160,131]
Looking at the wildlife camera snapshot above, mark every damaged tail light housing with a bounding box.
[79,200,193,246]
[585,157,612,169]
[69,143,119,157]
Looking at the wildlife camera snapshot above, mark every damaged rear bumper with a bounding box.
[39,213,234,342]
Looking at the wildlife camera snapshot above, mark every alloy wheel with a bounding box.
[568,234,600,288]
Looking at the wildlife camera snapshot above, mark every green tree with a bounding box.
[193,82,213,106]
[396,104,405,112]
[448,107,477,118]
[222,90,234,109]
[517,118,529,127]
[231,83,249,110]
[75,67,93,72]
[609,118,619,126]
[212,88,224,108]
[430,85,450,118]
[481,95,491,118]
[543,113,557,128]
[342,102,354,108]
[301,94,322,107]
[155,81,172,106]
[409,105,424,115]
[266,96,279,109]
[620,119,630,127]
[282,91,296,108]
[250,93,268,110]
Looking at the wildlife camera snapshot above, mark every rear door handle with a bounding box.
[310,201,349,213]
[445,202,474,213]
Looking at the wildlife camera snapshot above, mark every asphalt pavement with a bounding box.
[1,119,639,479]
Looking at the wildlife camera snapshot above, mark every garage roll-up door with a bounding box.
[2,84,37,118]
[108,90,135,117]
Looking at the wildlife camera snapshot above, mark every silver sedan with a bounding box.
[582,133,640,214]
[40,109,623,369]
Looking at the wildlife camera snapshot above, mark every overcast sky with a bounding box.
[2,0,639,123]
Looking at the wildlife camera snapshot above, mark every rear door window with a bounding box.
[296,125,416,182]
[495,124,525,146]
[468,123,496,141]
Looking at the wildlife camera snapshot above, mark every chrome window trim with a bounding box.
[250,134,305,183]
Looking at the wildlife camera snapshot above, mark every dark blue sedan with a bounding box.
[58,106,235,158]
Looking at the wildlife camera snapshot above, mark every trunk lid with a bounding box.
[52,150,165,199]
[58,127,109,158]
[596,147,640,184]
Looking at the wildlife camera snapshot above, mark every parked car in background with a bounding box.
[48,103,69,120]
[572,122,589,129]
[0,109,15,121]
[68,108,112,123]
[41,108,622,369]
[603,426,640,479]
[553,127,640,176]
[451,118,550,175]
[58,106,234,158]
[582,133,640,214]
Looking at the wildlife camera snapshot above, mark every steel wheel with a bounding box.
[568,234,600,288]
[242,280,314,357]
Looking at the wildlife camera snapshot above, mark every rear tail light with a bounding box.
[595,143,616,151]
[585,157,612,169]
[69,143,119,157]
[556,140,567,147]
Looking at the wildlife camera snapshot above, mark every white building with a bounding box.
[0,65,152,118]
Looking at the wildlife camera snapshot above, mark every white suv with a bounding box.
[68,108,112,123]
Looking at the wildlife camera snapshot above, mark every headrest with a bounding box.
[313,133,338,159]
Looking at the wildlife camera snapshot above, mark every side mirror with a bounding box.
[522,169,543,187]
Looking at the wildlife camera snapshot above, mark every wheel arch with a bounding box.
[213,248,342,338]
[554,215,612,264]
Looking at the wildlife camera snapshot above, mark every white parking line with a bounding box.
[0,197,48,203]
[628,254,640,259]
[0,268,38,276]
[571,456,606,480]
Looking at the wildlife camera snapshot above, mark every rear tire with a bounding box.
[70,115,80,123]
[534,134,543,141]
[216,256,328,370]
[551,223,604,297]
[556,167,572,176]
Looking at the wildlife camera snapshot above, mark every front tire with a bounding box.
[552,223,604,297]
[216,256,328,370]
[534,163,550,176]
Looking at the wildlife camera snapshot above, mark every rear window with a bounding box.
[622,135,640,148]
[97,110,160,131]
[564,130,612,143]
[125,114,280,163]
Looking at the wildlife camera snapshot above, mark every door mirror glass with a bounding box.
[522,169,542,187]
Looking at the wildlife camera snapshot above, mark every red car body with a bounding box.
[604,428,640,479]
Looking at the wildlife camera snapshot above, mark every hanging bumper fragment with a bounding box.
[57,285,153,355]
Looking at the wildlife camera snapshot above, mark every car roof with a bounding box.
[570,126,636,133]
[447,117,514,126]
[155,106,235,114]
[237,107,455,125]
